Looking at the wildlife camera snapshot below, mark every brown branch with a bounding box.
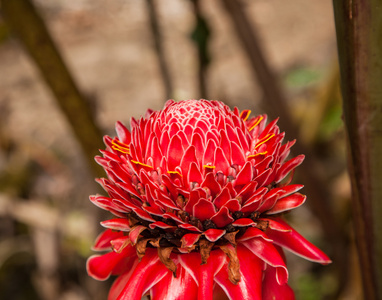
[1,0,104,178]
[145,0,174,100]
[333,1,382,298]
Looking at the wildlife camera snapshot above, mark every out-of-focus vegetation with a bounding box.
[0,0,366,299]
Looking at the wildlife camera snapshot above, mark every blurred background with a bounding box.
[0,0,357,299]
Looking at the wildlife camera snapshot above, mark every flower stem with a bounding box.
[333,1,382,299]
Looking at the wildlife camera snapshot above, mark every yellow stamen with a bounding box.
[247,151,268,159]
[254,133,275,149]
[240,110,251,121]
[249,116,264,131]
[167,170,182,176]
[204,165,216,169]
[111,139,130,154]
[131,160,153,169]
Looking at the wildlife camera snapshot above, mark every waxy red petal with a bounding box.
[149,221,176,230]
[201,172,221,197]
[265,218,332,264]
[211,206,234,228]
[179,250,226,300]
[92,229,124,251]
[232,218,256,227]
[262,265,295,300]
[214,246,262,300]
[129,225,147,245]
[204,229,226,242]
[150,264,198,300]
[101,218,131,231]
[181,233,201,248]
[275,154,305,183]
[87,244,136,281]
[266,193,306,214]
[193,199,217,221]
[234,161,253,187]
[241,237,288,285]
[213,187,231,209]
[214,147,230,174]
[116,249,169,300]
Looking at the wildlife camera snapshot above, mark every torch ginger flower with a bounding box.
[87,99,331,300]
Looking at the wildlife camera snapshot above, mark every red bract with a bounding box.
[87,99,331,300]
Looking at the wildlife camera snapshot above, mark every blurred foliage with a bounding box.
[285,67,322,89]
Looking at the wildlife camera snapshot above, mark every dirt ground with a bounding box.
[0,1,343,299]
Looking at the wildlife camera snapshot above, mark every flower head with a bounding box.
[87,99,331,300]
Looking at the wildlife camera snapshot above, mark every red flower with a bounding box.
[87,99,331,300]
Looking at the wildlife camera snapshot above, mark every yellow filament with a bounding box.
[111,140,130,154]
[167,171,182,176]
[255,133,275,149]
[249,116,264,131]
[247,151,268,159]
[240,110,251,121]
[204,165,216,169]
[131,160,153,169]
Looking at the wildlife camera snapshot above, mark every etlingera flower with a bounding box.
[87,99,331,300]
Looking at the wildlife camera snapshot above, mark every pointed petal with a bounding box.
[149,221,176,230]
[179,223,202,232]
[223,199,241,212]
[204,229,226,242]
[167,135,184,171]
[179,250,226,300]
[211,206,234,228]
[193,199,216,221]
[266,193,306,214]
[87,245,136,281]
[115,121,131,144]
[231,141,246,166]
[129,225,147,245]
[237,227,273,242]
[181,233,201,248]
[92,229,124,251]
[275,155,305,183]
[201,172,221,198]
[150,264,198,300]
[108,269,135,300]
[234,161,253,187]
[191,132,205,163]
[241,237,288,285]
[188,162,203,184]
[214,147,230,174]
[180,145,198,180]
[262,265,295,300]
[213,187,231,209]
[232,218,256,227]
[203,139,217,166]
[116,249,169,300]
[214,250,262,300]
[101,218,131,231]
[265,218,332,264]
